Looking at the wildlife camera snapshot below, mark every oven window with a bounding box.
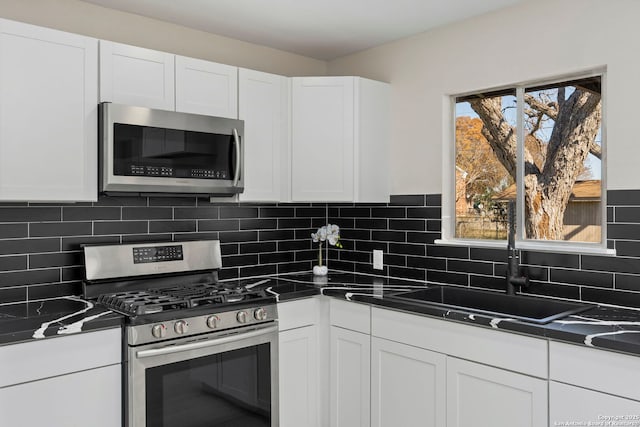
[145,343,271,427]
[113,123,236,180]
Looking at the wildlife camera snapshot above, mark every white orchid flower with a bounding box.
[312,224,342,247]
[318,226,328,241]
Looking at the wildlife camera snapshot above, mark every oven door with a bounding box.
[128,323,278,427]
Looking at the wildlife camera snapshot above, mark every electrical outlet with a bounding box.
[373,249,384,270]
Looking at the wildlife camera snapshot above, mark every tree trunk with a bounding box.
[469,88,601,240]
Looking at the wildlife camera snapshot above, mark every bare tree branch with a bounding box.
[524,94,558,120]
[589,140,602,159]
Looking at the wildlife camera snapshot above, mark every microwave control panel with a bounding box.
[127,165,228,180]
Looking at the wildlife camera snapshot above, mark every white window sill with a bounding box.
[435,238,616,256]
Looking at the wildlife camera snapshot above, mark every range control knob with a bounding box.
[151,324,166,339]
[174,320,189,335]
[206,315,220,329]
[254,308,268,321]
[236,311,248,324]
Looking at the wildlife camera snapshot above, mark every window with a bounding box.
[450,74,604,249]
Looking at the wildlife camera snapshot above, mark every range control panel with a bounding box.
[133,245,184,264]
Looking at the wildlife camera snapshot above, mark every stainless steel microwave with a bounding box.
[99,103,244,196]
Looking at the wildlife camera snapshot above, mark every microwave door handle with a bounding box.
[135,324,277,359]
[232,128,241,186]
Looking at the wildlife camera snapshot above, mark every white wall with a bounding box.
[0,0,326,77]
[328,0,639,194]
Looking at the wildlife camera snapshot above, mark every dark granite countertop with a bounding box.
[0,297,123,346]
[4,272,640,357]
[263,272,640,357]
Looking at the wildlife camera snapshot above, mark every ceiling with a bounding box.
[81,0,527,60]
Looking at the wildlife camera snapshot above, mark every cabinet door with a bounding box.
[239,68,289,202]
[176,56,238,118]
[100,40,174,110]
[330,326,370,427]
[447,357,547,427]
[371,337,446,427]
[292,77,355,202]
[0,19,98,202]
[550,381,640,426]
[0,364,121,427]
[279,326,319,427]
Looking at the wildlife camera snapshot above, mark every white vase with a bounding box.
[313,265,328,276]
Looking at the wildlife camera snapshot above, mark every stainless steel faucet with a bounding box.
[506,201,529,295]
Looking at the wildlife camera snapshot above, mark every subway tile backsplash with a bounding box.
[0,196,325,303]
[3,190,640,309]
[327,190,640,309]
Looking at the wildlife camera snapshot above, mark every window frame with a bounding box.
[439,69,613,255]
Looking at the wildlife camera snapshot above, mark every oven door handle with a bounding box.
[136,324,277,359]
[232,128,241,187]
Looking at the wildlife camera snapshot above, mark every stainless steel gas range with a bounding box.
[82,240,278,427]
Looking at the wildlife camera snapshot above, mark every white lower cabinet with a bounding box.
[371,337,445,427]
[330,326,370,427]
[372,306,548,427]
[279,325,319,427]
[279,298,640,427]
[550,381,640,426]
[549,341,640,426]
[0,328,121,427]
[0,364,121,427]
[446,357,548,427]
[278,297,323,427]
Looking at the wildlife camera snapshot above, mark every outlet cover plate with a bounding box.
[373,249,383,270]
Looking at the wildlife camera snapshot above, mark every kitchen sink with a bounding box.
[388,286,592,324]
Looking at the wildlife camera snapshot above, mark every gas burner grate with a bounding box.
[95,282,270,317]
[97,291,188,316]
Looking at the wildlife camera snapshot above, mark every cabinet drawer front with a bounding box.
[331,299,370,334]
[550,341,640,401]
[0,328,121,387]
[0,364,121,427]
[278,297,319,331]
[550,381,640,426]
[372,307,547,378]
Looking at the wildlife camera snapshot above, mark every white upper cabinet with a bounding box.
[99,40,175,110]
[0,19,98,202]
[100,41,239,117]
[292,77,355,202]
[291,76,390,203]
[176,56,238,118]
[238,68,290,202]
